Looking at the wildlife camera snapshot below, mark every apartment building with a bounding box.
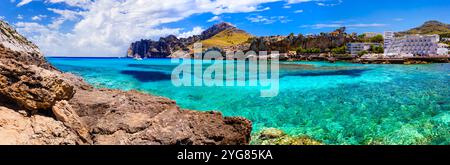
[437,43,449,55]
[384,34,440,57]
[347,43,382,55]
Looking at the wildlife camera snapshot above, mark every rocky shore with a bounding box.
[0,20,252,145]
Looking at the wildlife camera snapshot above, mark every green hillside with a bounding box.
[199,28,252,49]
[398,20,450,36]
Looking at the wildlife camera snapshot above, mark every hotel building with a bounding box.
[384,33,440,57]
[347,43,382,55]
[437,43,449,56]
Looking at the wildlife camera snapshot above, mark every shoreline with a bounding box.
[48,56,450,65]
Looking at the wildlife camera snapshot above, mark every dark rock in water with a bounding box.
[0,20,252,145]
[127,22,235,58]
[120,70,172,82]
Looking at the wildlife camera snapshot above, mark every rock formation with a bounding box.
[0,20,252,145]
[127,22,240,58]
[248,27,358,54]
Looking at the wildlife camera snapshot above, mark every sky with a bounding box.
[0,0,450,57]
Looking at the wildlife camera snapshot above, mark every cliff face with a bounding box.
[127,22,237,58]
[0,20,252,145]
[249,28,357,53]
[0,21,54,69]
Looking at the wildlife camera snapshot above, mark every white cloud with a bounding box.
[207,16,221,22]
[283,5,291,8]
[287,0,343,6]
[317,0,343,6]
[47,8,82,29]
[0,16,5,20]
[247,15,291,24]
[294,9,304,13]
[178,26,205,38]
[17,0,283,57]
[17,0,32,7]
[31,15,47,21]
[17,14,23,20]
[44,0,93,9]
[286,0,314,4]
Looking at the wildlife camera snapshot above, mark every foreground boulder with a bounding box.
[0,106,81,145]
[0,20,252,145]
[0,59,74,111]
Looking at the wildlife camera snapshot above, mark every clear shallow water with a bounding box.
[48,57,450,145]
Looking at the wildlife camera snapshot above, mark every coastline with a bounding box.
[47,57,449,145]
[0,21,253,145]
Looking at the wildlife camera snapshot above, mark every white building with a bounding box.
[437,43,449,56]
[384,34,440,57]
[383,31,395,49]
[347,43,382,55]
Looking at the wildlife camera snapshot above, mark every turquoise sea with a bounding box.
[48,57,450,145]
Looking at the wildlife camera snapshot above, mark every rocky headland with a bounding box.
[0,20,252,145]
[127,22,250,58]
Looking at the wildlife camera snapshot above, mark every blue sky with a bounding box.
[1,0,450,57]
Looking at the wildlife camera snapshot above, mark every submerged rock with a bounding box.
[0,20,252,145]
[251,128,323,145]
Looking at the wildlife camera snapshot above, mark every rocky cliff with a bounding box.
[248,27,357,54]
[0,20,252,145]
[127,22,246,58]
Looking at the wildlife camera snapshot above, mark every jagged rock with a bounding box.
[0,20,252,145]
[251,128,323,145]
[0,22,54,70]
[52,100,91,143]
[0,106,82,145]
[68,88,252,145]
[248,28,357,54]
[128,22,236,58]
[0,59,75,111]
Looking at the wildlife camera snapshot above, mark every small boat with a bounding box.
[133,56,143,61]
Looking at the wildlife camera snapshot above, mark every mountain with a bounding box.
[397,20,450,36]
[127,22,251,58]
[0,20,252,145]
[196,28,252,49]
